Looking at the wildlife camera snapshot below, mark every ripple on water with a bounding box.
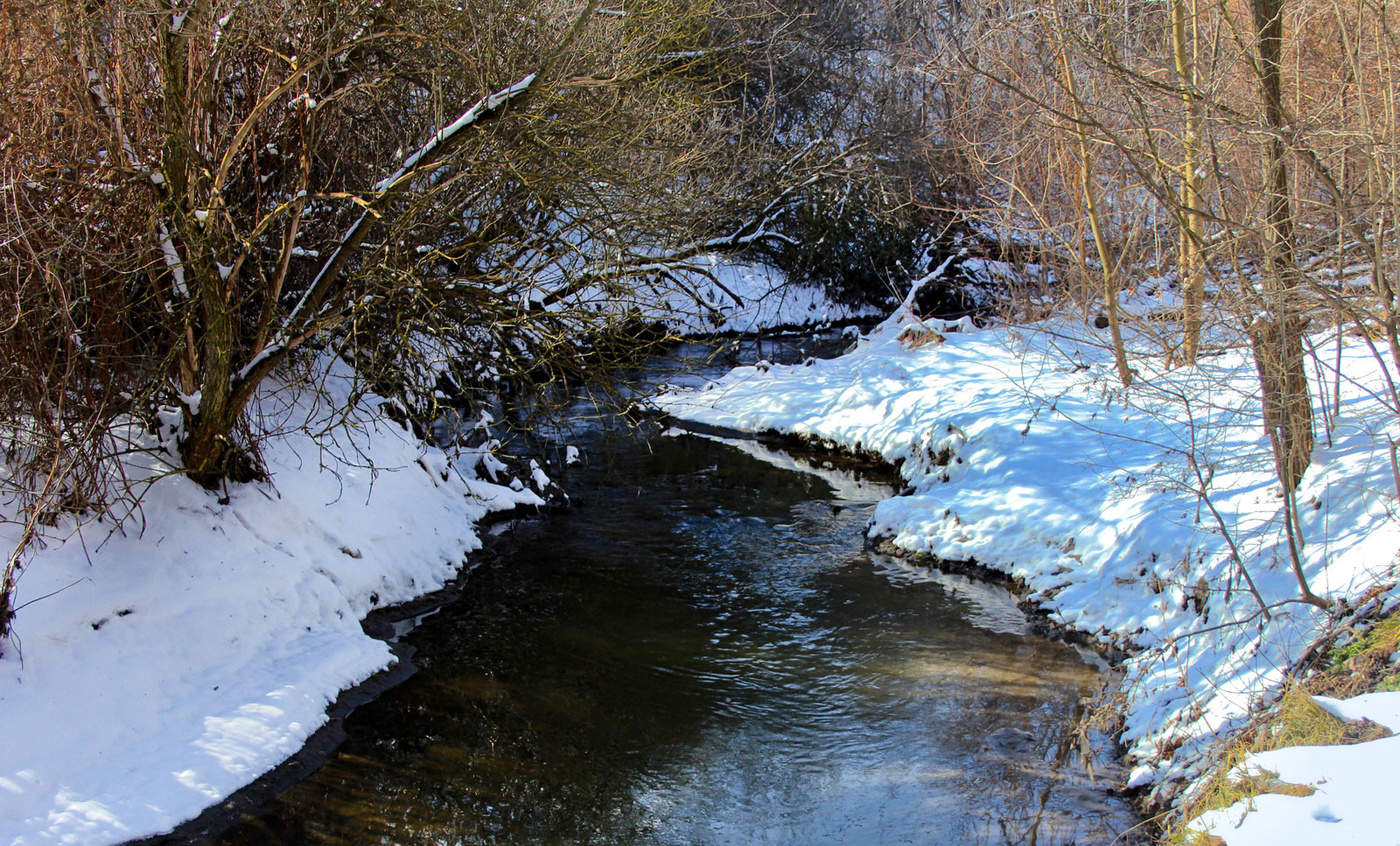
[214,341,1144,846]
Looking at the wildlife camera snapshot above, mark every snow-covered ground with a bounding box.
[0,258,863,845]
[5,246,1394,843]
[0,364,546,844]
[653,286,1400,844]
[584,254,885,335]
[1190,693,1400,844]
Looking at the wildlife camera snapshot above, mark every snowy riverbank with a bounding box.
[0,265,864,844]
[0,364,550,844]
[653,293,1400,844]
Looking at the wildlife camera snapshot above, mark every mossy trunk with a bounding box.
[158,0,256,490]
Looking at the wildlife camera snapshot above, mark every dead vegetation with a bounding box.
[1158,602,1400,843]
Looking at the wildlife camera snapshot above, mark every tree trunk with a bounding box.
[1054,19,1132,386]
[1249,312,1313,491]
[1172,0,1205,365]
[159,0,249,488]
[171,4,599,487]
[1248,0,1314,492]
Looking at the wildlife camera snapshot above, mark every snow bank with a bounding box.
[0,254,867,845]
[1189,690,1400,844]
[0,363,545,844]
[651,256,885,335]
[546,254,884,336]
[653,294,1400,823]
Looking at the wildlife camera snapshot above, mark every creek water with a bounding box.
[214,336,1144,845]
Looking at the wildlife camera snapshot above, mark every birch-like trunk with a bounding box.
[1172,0,1206,366]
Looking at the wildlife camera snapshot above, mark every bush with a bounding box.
[766,178,929,308]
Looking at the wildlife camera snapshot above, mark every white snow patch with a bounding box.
[1188,691,1400,845]
[0,360,542,844]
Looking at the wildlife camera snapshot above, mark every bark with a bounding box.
[1172,0,1205,365]
[1249,312,1314,492]
[1248,0,1314,493]
[159,0,243,489]
[177,3,601,486]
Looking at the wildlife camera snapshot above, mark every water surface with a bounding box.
[217,338,1142,845]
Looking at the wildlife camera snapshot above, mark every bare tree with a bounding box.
[899,0,1361,609]
[0,0,863,643]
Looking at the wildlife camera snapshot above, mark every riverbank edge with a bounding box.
[691,420,1199,826]
[0,277,878,844]
[114,326,864,845]
[658,415,1400,839]
[859,533,1166,826]
[159,403,1153,845]
[724,425,1134,656]
[649,304,1400,844]
[657,418,1146,667]
[630,411,1156,823]
[123,496,568,846]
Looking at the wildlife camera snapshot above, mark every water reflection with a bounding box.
[217,342,1142,846]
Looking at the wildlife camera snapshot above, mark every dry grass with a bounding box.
[1304,612,1400,699]
[1164,685,1393,844]
[896,325,947,349]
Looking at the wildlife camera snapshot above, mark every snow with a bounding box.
[5,242,1396,844]
[644,256,884,335]
[277,72,541,347]
[653,281,1400,841]
[667,428,892,504]
[0,362,544,844]
[372,73,536,195]
[1188,691,1400,845]
[0,253,840,844]
[156,221,186,298]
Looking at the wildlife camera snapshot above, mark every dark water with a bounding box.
[216,338,1143,845]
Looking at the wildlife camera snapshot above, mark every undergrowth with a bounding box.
[1304,612,1400,698]
[1162,606,1400,844]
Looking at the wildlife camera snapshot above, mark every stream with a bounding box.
[213,335,1144,845]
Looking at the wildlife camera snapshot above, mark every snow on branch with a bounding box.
[279,72,540,341]
[372,73,537,194]
[81,56,187,300]
[654,41,765,62]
